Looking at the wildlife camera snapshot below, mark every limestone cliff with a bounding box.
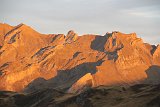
[0,23,159,92]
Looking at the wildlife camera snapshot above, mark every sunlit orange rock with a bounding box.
[0,23,13,46]
[68,73,93,93]
[0,23,159,92]
[153,45,160,65]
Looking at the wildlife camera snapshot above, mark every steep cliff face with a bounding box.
[92,32,153,87]
[0,24,56,91]
[153,45,160,65]
[65,30,78,43]
[0,24,159,92]
[0,23,13,46]
[69,32,158,92]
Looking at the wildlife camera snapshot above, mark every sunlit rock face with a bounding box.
[92,32,153,87]
[0,23,13,46]
[153,45,160,65]
[68,73,93,93]
[65,30,78,43]
[0,23,159,92]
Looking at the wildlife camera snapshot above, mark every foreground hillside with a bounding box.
[0,84,160,107]
[0,23,160,93]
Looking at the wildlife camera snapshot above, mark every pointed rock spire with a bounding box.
[65,30,78,43]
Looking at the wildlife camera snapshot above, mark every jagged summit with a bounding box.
[14,23,37,31]
[4,23,41,38]
[65,30,78,43]
[0,23,159,93]
[66,30,75,34]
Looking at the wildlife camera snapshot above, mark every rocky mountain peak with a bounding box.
[65,30,78,43]
[0,23,159,94]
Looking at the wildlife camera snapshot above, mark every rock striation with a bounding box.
[0,23,159,93]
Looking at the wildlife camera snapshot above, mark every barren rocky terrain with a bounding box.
[0,23,160,107]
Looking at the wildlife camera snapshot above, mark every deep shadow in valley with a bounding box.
[24,63,160,93]
[24,60,104,93]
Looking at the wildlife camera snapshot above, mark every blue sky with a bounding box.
[0,0,160,44]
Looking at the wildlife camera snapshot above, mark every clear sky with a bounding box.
[0,0,160,44]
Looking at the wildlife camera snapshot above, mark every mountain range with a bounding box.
[0,23,160,107]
